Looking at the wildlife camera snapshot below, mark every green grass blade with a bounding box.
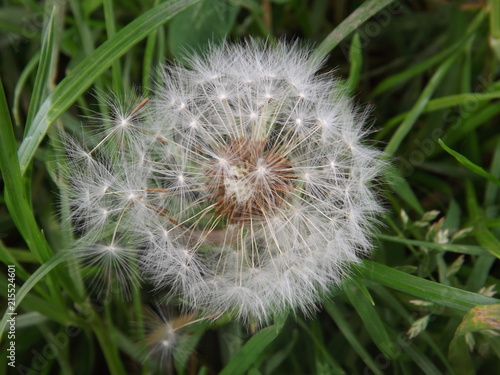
[345,32,362,95]
[311,0,397,62]
[0,77,53,263]
[343,278,399,360]
[0,274,72,327]
[372,286,457,374]
[13,52,39,128]
[324,301,384,375]
[142,28,158,95]
[403,343,442,375]
[0,251,69,341]
[384,165,425,214]
[263,330,298,374]
[0,242,31,282]
[359,260,499,311]
[17,0,200,175]
[377,92,500,140]
[466,181,500,259]
[0,76,75,311]
[68,0,95,54]
[489,0,500,60]
[24,7,55,132]
[442,103,500,150]
[377,234,491,256]
[15,312,48,329]
[485,138,500,206]
[439,139,500,187]
[371,10,486,97]
[384,56,455,156]
[0,244,54,304]
[219,322,284,375]
[297,319,346,374]
[371,43,458,98]
[103,0,123,93]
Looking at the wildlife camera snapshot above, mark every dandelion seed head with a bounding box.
[62,38,384,323]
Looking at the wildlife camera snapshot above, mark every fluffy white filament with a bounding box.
[62,39,384,323]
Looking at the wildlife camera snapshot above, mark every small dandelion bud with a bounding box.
[62,39,384,323]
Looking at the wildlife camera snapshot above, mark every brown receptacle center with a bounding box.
[206,138,294,223]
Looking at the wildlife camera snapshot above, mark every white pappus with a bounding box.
[61,39,385,323]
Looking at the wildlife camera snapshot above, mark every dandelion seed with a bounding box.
[140,306,198,371]
[62,39,384,323]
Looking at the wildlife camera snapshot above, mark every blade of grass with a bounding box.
[403,342,442,375]
[92,314,128,375]
[0,77,52,263]
[324,301,384,375]
[0,76,76,320]
[441,103,500,151]
[311,0,397,62]
[371,10,486,97]
[4,249,38,263]
[17,0,201,175]
[345,32,362,95]
[377,91,500,140]
[465,256,496,292]
[489,0,500,60]
[21,6,58,216]
[68,0,94,55]
[16,312,48,329]
[103,0,123,93]
[358,261,499,311]
[384,165,425,214]
[343,277,399,360]
[0,251,69,340]
[142,0,163,96]
[466,181,500,259]
[0,275,75,327]
[297,319,346,375]
[372,286,457,374]
[0,242,32,282]
[219,322,284,375]
[371,42,459,98]
[39,324,73,375]
[484,138,500,207]
[13,52,39,127]
[143,28,158,95]
[263,330,298,374]
[377,234,491,256]
[439,139,500,187]
[24,7,55,132]
[383,56,456,156]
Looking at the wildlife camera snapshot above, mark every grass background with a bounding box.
[1,0,499,374]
